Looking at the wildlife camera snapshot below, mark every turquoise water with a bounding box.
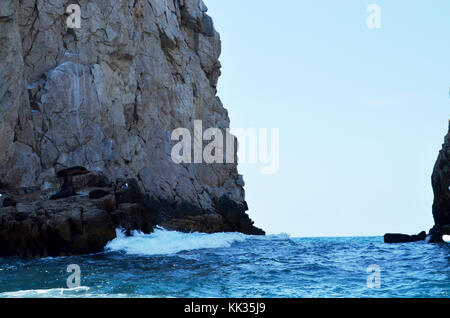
[0,229,448,298]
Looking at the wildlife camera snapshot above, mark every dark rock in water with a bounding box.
[0,184,264,258]
[89,189,110,199]
[0,172,264,257]
[214,195,265,235]
[0,179,152,257]
[2,197,17,207]
[162,214,235,234]
[384,231,427,244]
[110,203,156,235]
[0,197,116,258]
[154,195,265,235]
[417,231,427,240]
[429,224,450,243]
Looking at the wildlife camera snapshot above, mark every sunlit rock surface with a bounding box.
[0,0,263,257]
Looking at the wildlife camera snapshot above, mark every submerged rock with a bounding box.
[0,186,149,258]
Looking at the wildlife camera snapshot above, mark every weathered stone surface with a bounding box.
[0,0,244,210]
[89,189,110,199]
[0,185,153,258]
[0,195,115,258]
[0,1,264,257]
[2,197,17,207]
[430,121,450,243]
[429,225,450,243]
[214,195,265,235]
[111,203,157,235]
[161,213,232,234]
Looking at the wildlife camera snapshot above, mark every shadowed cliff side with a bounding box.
[429,121,450,243]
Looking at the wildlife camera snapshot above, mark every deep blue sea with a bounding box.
[0,229,448,298]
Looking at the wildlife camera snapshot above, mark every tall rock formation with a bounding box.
[430,121,450,242]
[0,0,263,257]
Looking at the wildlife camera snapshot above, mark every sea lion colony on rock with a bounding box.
[0,167,264,258]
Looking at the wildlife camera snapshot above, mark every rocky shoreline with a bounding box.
[1,0,448,258]
[385,121,450,244]
[0,0,265,258]
[0,169,264,258]
[428,121,450,243]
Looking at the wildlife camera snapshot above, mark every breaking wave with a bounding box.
[105,228,289,256]
[0,287,91,298]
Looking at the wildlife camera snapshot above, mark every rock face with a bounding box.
[430,121,450,243]
[0,173,156,258]
[0,0,264,257]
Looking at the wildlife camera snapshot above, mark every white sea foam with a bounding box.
[105,228,250,256]
[255,233,291,241]
[0,286,90,298]
[443,235,450,243]
[104,228,289,256]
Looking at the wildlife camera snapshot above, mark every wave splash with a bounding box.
[0,287,90,298]
[105,228,254,256]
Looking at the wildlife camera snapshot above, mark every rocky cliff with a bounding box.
[0,0,264,257]
[430,121,450,242]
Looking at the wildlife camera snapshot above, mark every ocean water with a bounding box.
[0,228,448,298]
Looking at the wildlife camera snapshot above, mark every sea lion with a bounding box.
[50,166,89,200]
[3,197,17,207]
[50,176,76,200]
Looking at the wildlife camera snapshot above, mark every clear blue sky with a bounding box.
[206,0,450,237]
